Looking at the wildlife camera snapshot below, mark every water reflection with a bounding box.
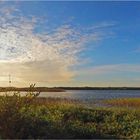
[0,90,140,101]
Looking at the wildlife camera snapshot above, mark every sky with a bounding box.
[0,1,140,87]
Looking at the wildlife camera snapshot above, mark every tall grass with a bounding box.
[104,98,140,108]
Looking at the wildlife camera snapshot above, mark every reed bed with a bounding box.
[104,98,140,108]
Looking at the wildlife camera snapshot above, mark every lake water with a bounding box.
[1,90,140,101]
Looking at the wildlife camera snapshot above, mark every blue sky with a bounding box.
[19,1,140,65]
[0,1,140,87]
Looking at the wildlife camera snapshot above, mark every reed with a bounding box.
[104,98,140,108]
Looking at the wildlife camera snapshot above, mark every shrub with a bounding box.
[0,84,41,138]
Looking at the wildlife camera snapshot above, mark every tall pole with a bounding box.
[9,74,11,87]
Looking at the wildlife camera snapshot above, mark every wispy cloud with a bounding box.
[0,3,115,86]
[78,64,140,76]
[73,64,140,87]
[89,21,117,30]
[134,47,140,53]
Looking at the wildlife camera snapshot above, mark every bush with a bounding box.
[0,84,42,138]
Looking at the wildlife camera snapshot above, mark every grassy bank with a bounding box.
[0,92,140,139]
[104,98,140,109]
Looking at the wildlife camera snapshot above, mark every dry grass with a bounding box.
[34,97,83,106]
[104,98,140,108]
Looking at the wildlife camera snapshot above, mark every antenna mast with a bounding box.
[9,74,11,87]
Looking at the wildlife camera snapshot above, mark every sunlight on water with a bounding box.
[1,90,140,101]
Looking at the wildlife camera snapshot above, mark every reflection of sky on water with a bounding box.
[1,90,140,101]
[39,90,140,101]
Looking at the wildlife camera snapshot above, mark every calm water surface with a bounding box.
[1,90,140,101]
[41,90,140,101]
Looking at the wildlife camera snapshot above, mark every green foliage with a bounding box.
[0,84,42,138]
[0,87,140,139]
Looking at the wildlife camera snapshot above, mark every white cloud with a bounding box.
[89,21,117,30]
[0,4,106,86]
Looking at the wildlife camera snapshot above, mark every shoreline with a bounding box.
[0,87,140,92]
[0,87,65,92]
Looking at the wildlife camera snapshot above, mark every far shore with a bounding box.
[0,86,140,92]
[0,87,65,92]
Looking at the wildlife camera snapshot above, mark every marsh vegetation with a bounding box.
[104,98,140,109]
[0,85,139,139]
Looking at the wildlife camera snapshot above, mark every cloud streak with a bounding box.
[78,64,140,76]
[74,64,140,87]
